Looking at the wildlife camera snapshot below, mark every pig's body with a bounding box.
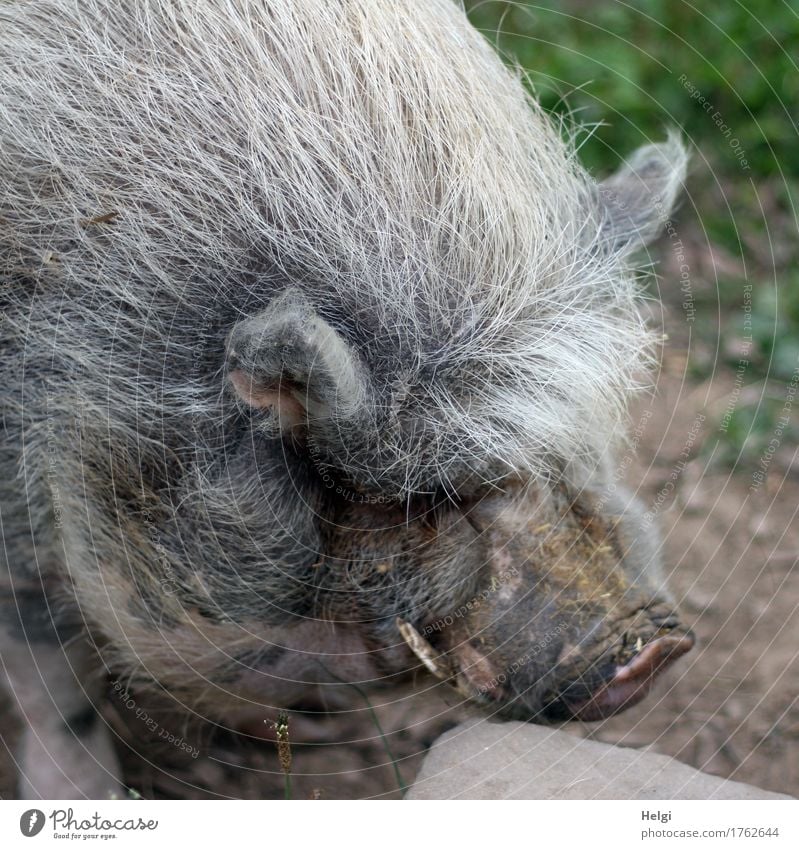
[1,0,689,798]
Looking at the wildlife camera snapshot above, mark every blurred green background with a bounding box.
[464,0,799,467]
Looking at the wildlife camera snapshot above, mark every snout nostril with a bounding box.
[650,613,681,631]
[614,631,695,685]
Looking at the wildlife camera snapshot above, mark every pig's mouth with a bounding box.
[397,616,694,723]
[542,629,695,721]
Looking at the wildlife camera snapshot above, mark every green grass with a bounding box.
[465,0,797,176]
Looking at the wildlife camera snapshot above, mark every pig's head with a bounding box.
[213,136,692,723]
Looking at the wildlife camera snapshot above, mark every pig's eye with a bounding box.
[408,493,440,524]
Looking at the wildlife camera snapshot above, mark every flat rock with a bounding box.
[408,718,793,800]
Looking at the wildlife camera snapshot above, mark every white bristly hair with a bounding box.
[1,0,687,495]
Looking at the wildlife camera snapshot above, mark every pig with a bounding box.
[0,0,691,799]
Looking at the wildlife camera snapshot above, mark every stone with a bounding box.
[407,718,793,800]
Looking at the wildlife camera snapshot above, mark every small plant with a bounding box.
[274,712,292,800]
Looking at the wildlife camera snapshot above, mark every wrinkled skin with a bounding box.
[318,478,693,723]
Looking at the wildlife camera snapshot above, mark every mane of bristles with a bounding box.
[1,0,665,495]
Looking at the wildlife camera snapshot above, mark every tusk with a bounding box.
[396,618,452,682]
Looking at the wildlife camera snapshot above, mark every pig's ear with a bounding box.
[226,289,368,434]
[597,133,688,254]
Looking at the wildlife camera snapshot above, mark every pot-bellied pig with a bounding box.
[0,0,691,798]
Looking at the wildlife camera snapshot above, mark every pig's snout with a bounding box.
[398,485,696,722]
[398,608,695,724]
[549,629,695,721]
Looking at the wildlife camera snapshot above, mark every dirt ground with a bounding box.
[1,302,797,801]
[587,338,799,798]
